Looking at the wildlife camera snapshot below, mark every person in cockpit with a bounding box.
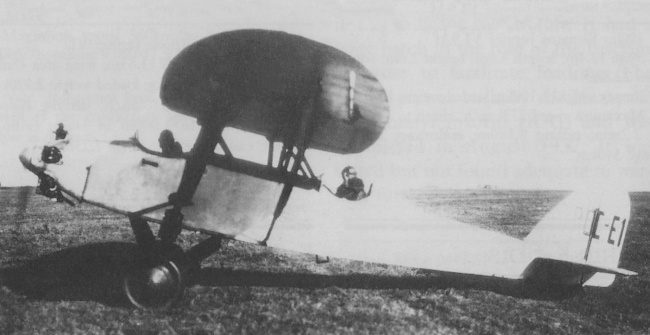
[324,166,372,201]
[158,129,183,158]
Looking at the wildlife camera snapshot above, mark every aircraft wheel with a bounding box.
[124,260,184,310]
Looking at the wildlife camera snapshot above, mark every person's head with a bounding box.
[57,123,64,129]
[341,166,357,182]
[159,129,175,147]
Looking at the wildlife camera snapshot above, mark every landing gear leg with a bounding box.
[158,207,184,245]
[158,123,223,245]
[129,216,157,260]
[124,123,224,309]
[183,235,222,286]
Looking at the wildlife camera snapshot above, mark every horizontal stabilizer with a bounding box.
[521,257,636,287]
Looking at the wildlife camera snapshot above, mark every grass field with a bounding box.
[1,187,649,334]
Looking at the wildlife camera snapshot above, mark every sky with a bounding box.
[1,0,650,190]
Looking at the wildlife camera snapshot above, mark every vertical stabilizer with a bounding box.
[524,187,632,287]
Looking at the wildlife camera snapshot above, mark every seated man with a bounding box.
[332,166,372,201]
[158,129,183,158]
[53,123,68,140]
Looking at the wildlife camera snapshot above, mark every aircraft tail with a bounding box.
[523,187,635,287]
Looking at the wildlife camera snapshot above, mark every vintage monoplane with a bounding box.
[18,29,636,309]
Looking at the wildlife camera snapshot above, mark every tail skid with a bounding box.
[522,187,634,287]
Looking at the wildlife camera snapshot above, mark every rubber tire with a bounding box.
[124,260,184,310]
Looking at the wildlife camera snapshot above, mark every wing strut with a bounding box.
[261,144,304,245]
[262,95,318,244]
[158,121,224,244]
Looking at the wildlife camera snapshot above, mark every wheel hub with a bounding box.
[124,261,183,309]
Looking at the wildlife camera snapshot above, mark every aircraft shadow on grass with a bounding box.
[0,242,582,307]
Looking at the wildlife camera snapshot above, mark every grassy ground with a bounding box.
[1,187,649,334]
